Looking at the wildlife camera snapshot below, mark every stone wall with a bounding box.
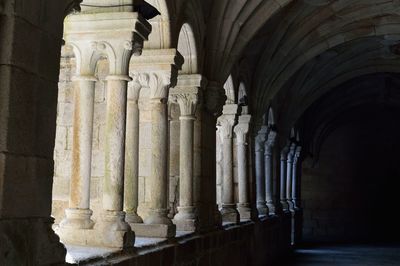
[301,108,400,243]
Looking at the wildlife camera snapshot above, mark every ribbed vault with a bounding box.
[235,0,400,134]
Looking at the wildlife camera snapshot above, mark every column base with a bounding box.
[139,209,176,238]
[237,203,252,221]
[280,200,290,213]
[266,202,276,216]
[173,206,198,232]
[59,208,94,229]
[125,211,143,224]
[257,202,269,216]
[220,204,239,224]
[92,210,134,248]
[130,223,176,238]
[287,200,295,212]
[57,210,135,248]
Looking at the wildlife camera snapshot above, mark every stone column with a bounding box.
[265,130,277,215]
[280,146,290,212]
[129,49,182,238]
[292,146,302,209]
[60,57,97,230]
[255,126,268,216]
[145,73,173,227]
[218,104,239,223]
[234,107,252,221]
[170,75,202,232]
[124,76,143,224]
[286,144,296,211]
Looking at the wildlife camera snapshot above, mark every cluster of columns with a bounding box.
[216,104,254,223]
[279,141,302,214]
[57,11,151,248]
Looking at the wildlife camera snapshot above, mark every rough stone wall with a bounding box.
[0,1,73,264]
[301,109,400,242]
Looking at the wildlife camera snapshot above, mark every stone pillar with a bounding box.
[234,107,252,221]
[280,146,290,212]
[57,11,151,248]
[124,76,143,224]
[170,74,203,232]
[218,104,239,223]
[286,144,296,211]
[129,49,183,238]
[292,146,302,209]
[265,130,277,215]
[255,126,268,216]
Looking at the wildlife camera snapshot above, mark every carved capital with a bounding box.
[217,114,237,140]
[265,130,277,156]
[127,74,143,102]
[287,143,296,163]
[293,146,302,164]
[281,146,289,161]
[64,12,151,75]
[234,114,251,145]
[255,125,268,152]
[169,88,200,116]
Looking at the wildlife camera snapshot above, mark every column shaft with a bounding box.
[124,85,143,223]
[104,78,128,213]
[145,97,172,225]
[255,135,268,215]
[179,117,195,207]
[237,143,248,205]
[286,152,294,211]
[265,148,274,214]
[61,76,96,229]
[222,137,234,205]
[280,148,289,212]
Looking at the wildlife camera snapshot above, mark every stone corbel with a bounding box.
[205,81,227,116]
[64,0,82,17]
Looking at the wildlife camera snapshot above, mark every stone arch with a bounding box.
[177,23,198,74]
[223,75,237,104]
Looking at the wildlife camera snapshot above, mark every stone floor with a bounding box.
[280,244,400,266]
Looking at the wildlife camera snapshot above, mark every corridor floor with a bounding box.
[279,244,400,266]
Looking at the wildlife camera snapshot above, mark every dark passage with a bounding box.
[279,245,400,266]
